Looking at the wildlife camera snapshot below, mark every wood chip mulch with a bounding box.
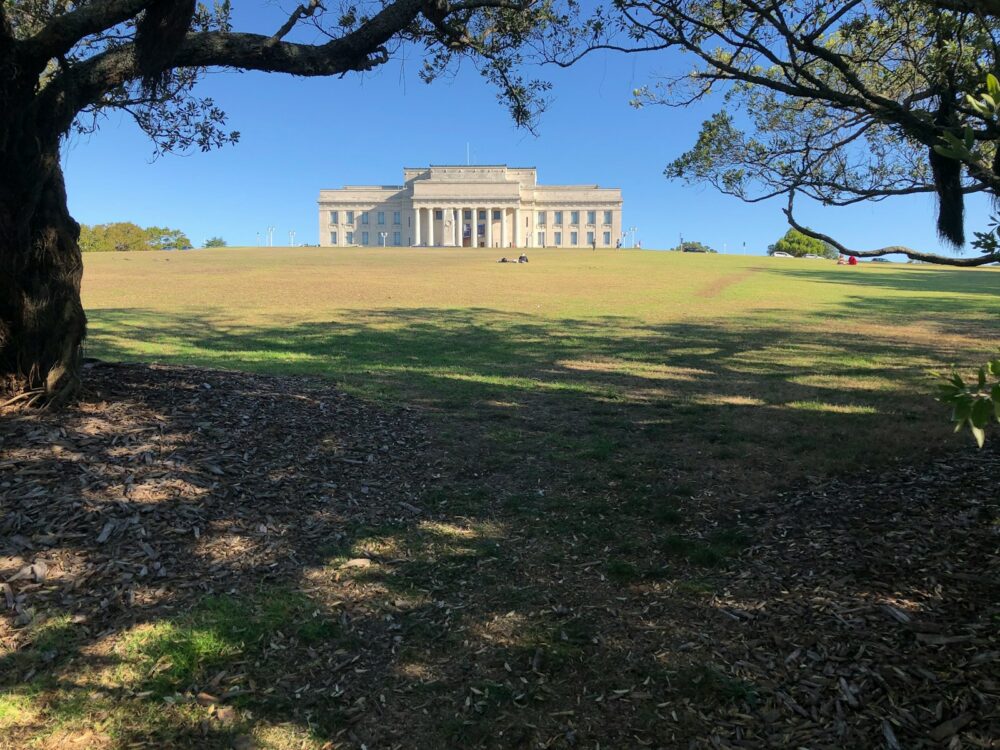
[702,451,1000,749]
[1,361,999,749]
[1,361,438,646]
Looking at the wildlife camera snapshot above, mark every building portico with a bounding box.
[318,166,623,249]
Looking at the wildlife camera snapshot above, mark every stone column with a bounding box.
[485,208,493,248]
[414,207,421,246]
[452,208,459,247]
[466,206,474,248]
[501,208,508,248]
[514,208,521,248]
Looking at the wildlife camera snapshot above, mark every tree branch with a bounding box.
[44,0,533,134]
[266,0,325,48]
[783,192,1000,266]
[21,0,150,63]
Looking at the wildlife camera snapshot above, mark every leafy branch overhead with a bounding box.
[5,0,562,157]
[548,1,1000,266]
[936,361,1000,447]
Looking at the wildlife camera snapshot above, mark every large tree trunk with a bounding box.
[0,143,87,407]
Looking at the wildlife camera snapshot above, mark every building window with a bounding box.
[330,231,337,244]
[570,210,580,225]
[604,210,613,225]
[537,211,546,225]
[377,211,385,225]
[603,232,611,246]
[554,231,562,246]
[362,231,369,245]
[329,211,338,224]
[393,211,401,225]
[435,209,443,220]
[587,231,595,245]
[554,211,563,225]
[346,210,354,224]
[537,231,545,246]
[393,231,401,246]
[587,210,596,225]
[346,231,354,244]
[478,210,487,220]
[492,209,502,220]
[463,209,472,220]
[361,211,369,225]
[570,231,578,245]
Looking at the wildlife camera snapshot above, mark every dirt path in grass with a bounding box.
[2,364,998,749]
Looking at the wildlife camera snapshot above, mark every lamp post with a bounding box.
[256,231,261,247]
[629,226,638,248]
[380,231,388,248]
[289,230,296,246]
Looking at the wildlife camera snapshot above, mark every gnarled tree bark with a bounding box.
[0,121,86,406]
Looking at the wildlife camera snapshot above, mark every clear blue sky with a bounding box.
[62,3,989,255]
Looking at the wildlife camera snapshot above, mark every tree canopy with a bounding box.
[553,0,1000,265]
[669,240,717,253]
[204,236,227,248]
[768,229,837,259]
[78,222,191,252]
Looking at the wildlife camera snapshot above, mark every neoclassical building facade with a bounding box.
[317,165,623,248]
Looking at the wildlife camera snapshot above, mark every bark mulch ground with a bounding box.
[1,362,998,749]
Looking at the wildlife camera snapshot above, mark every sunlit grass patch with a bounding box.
[785,400,878,415]
[117,589,343,697]
[0,691,39,730]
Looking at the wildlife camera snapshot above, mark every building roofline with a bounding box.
[403,164,536,170]
[319,185,405,191]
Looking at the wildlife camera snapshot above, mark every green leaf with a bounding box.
[979,366,987,389]
[935,384,961,400]
[988,359,1000,377]
[953,397,973,422]
[965,95,988,115]
[987,72,999,98]
[964,126,975,150]
[971,423,986,449]
[971,397,993,428]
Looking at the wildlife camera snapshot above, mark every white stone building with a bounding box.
[317,165,623,248]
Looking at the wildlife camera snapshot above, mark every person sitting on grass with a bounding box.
[497,257,510,263]
[518,253,528,263]
[848,255,858,266]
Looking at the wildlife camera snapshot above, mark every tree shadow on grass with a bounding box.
[86,303,977,483]
[760,265,1000,339]
[2,304,997,747]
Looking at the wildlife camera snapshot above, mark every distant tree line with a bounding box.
[79,223,192,252]
[669,241,717,253]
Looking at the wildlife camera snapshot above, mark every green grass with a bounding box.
[81,248,1000,488]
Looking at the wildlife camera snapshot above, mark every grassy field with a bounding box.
[4,246,999,749]
[82,246,999,481]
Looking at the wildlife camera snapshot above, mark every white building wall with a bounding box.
[318,166,622,248]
